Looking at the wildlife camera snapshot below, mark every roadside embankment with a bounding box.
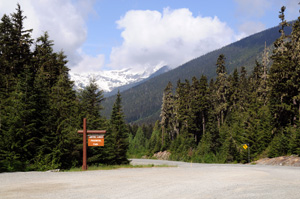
[254,155,300,167]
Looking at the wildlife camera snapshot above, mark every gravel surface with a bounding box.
[1,159,300,199]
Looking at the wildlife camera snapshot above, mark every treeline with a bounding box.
[0,5,129,172]
[102,18,285,125]
[128,7,300,162]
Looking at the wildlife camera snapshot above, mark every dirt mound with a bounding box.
[254,155,300,167]
[153,151,171,160]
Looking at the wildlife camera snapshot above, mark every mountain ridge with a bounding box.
[105,66,170,97]
[69,68,149,92]
[101,24,291,124]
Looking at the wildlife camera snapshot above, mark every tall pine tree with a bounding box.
[105,92,129,165]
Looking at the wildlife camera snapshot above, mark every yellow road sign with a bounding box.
[243,144,248,150]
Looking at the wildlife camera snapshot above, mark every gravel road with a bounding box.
[1,159,300,199]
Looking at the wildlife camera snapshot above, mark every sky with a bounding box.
[0,0,299,74]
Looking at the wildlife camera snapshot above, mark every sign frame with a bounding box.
[88,134,104,146]
[77,118,106,170]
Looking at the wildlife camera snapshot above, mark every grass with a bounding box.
[65,164,176,172]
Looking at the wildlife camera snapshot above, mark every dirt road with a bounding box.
[1,159,300,199]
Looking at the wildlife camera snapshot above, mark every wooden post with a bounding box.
[82,118,87,170]
[78,119,106,171]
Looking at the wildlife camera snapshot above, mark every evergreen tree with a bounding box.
[106,91,129,165]
[0,5,35,171]
[174,80,191,135]
[269,6,295,128]
[160,82,174,148]
[259,43,270,106]
[147,121,162,154]
[78,79,106,165]
[214,54,229,128]
[188,77,201,142]
[228,69,239,112]
[78,79,105,129]
[198,75,210,136]
[129,127,146,156]
[10,4,33,77]
[47,52,79,169]
[0,73,36,171]
[0,14,15,95]
[289,12,300,124]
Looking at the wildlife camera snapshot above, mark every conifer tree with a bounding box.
[214,54,229,128]
[260,43,270,106]
[160,82,174,148]
[10,4,33,76]
[174,80,191,134]
[129,127,146,155]
[48,52,79,169]
[78,79,105,129]
[289,12,300,124]
[0,5,35,171]
[77,79,106,165]
[148,121,162,154]
[0,14,15,95]
[188,77,201,142]
[238,66,250,111]
[228,69,239,111]
[106,91,129,165]
[198,75,210,136]
[269,6,295,128]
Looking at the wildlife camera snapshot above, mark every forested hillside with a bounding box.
[102,21,292,124]
[127,6,300,162]
[0,5,129,172]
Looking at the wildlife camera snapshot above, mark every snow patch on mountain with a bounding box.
[69,68,151,92]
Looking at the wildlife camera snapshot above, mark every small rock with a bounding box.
[153,151,171,160]
[46,169,60,172]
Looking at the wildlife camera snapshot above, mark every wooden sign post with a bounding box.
[78,118,106,170]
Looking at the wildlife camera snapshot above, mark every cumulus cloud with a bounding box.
[72,50,105,73]
[0,0,104,73]
[109,8,238,73]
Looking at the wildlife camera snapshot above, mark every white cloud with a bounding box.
[0,0,104,73]
[72,50,105,73]
[109,8,238,73]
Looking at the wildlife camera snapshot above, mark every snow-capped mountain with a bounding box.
[69,68,157,92]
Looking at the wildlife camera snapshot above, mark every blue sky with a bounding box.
[1,0,299,73]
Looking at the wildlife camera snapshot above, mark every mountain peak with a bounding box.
[69,65,169,92]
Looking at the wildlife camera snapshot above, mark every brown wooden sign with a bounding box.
[77,118,106,170]
[88,135,104,146]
